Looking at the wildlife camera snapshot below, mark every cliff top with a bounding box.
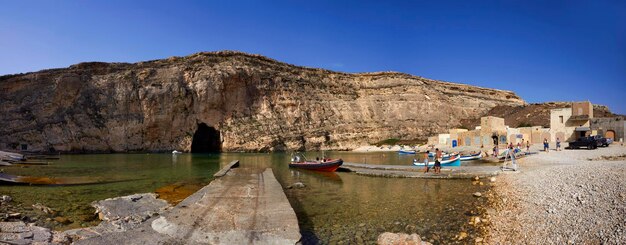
[0,50,517,94]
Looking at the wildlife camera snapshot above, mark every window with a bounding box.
[559,116,563,123]
[578,108,583,115]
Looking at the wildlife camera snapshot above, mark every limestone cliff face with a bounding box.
[0,51,525,152]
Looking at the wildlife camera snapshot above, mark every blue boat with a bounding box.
[413,155,461,167]
[398,149,416,154]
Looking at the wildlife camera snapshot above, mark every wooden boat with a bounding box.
[398,149,416,154]
[289,159,344,172]
[460,152,482,161]
[413,154,461,167]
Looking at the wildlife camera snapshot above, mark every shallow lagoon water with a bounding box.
[0,152,491,244]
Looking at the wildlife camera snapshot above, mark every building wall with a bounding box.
[591,117,626,143]
[572,101,593,118]
[438,134,451,145]
[549,108,580,142]
[449,129,468,147]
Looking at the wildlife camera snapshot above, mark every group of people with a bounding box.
[419,149,442,174]
[542,137,562,152]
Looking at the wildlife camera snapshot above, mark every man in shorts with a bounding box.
[556,137,561,151]
[434,148,442,174]
[543,138,549,152]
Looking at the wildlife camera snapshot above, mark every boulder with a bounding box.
[377,232,432,245]
[0,221,52,244]
[91,193,170,232]
[0,195,12,203]
[287,182,306,189]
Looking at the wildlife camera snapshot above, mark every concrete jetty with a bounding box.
[76,164,301,244]
[342,162,509,179]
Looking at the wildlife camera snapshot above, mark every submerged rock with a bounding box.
[0,195,12,203]
[287,182,306,189]
[32,203,55,215]
[377,232,432,245]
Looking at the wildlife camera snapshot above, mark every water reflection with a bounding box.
[0,152,490,243]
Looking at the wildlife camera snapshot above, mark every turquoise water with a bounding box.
[0,152,491,244]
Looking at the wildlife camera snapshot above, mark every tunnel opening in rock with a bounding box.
[191,123,221,153]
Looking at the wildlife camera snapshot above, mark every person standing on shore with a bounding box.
[434,148,442,174]
[526,140,531,152]
[556,137,561,151]
[423,151,430,173]
[543,138,549,152]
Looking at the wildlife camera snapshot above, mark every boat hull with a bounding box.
[398,150,416,154]
[460,152,482,161]
[289,159,344,172]
[413,155,461,167]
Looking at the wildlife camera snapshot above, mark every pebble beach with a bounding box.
[487,145,626,244]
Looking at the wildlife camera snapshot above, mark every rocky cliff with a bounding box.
[0,51,525,153]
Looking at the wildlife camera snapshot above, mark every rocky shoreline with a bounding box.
[486,145,626,244]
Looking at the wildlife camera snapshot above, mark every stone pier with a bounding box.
[76,166,301,244]
[342,162,507,179]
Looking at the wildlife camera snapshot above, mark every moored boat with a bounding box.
[460,152,482,161]
[289,159,344,172]
[398,149,416,154]
[413,154,461,167]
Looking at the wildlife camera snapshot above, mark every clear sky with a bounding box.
[1,0,625,113]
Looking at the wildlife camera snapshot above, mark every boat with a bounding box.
[289,152,343,172]
[289,159,344,172]
[460,152,482,161]
[398,149,416,154]
[7,155,24,161]
[172,150,182,154]
[413,154,461,167]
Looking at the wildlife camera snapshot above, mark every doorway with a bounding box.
[605,130,615,141]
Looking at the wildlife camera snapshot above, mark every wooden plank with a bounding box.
[212,160,240,177]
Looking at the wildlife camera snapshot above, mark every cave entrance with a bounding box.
[191,123,221,153]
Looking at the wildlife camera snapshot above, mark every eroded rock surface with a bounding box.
[0,51,525,153]
[91,193,170,231]
[0,221,52,244]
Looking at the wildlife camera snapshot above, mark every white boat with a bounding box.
[398,149,416,154]
[172,150,182,154]
[459,152,482,161]
[413,155,461,167]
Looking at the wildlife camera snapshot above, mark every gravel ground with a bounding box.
[487,144,626,244]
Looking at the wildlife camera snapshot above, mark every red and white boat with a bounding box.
[289,153,343,172]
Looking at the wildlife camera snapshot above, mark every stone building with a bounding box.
[426,101,617,148]
[591,117,626,143]
[428,116,546,148]
[549,101,593,142]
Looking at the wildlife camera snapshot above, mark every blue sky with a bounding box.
[1,0,625,113]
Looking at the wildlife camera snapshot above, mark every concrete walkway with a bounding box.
[342,162,511,179]
[77,167,301,245]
